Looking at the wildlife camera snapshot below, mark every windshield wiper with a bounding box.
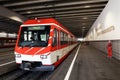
[20,41,47,47]
[21,42,34,48]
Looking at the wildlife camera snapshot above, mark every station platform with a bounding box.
[49,44,120,80]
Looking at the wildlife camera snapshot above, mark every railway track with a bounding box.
[0,68,53,80]
[0,50,52,80]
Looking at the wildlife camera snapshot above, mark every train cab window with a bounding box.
[40,31,49,42]
[24,31,27,41]
[52,29,58,46]
[18,25,50,47]
[28,31,32,41]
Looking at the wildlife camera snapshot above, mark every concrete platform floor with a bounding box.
[49,45,120,80]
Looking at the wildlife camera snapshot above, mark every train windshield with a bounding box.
[18,25,50,47]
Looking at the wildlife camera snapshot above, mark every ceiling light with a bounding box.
[82,27,86,29]
[82,28,85,30]
[82,23,86,25]
[82,17,88,19]
[27,11,32,14]
[84,5,91,8]
[10,16,23,22]
[82,28,86,31]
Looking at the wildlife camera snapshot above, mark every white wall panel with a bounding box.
[85,0,120,41]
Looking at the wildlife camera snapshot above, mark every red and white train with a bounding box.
[14,18,78,71]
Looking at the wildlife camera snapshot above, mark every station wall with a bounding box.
[84,0,120,60]
[90,41,120,60]
[0,21,19,33]
[84,0,120,41]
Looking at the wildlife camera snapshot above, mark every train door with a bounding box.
[52,28,60,61]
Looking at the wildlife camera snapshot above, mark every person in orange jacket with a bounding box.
[107,40,112,58]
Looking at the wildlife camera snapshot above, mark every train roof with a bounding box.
[21,18,75,37]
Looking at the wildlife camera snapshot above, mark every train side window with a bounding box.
[60,31,68,45]
[64,33,68,44]
[0,40,4,46]
[52,29,57,46]
[63,32,65,44]
[68,35,71,45]
[60,31,63,45]
[71,36,73,44]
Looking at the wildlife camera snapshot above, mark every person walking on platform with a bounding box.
[107,40,112,58]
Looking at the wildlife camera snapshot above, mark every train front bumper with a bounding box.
[20,61,55,71]
[15,52,52,65]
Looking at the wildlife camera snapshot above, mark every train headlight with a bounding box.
[15,54,21,58]
[40,55,47,59]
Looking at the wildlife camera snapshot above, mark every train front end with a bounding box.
[14,21,54,71]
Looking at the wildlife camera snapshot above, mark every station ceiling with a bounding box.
[0,0,108,38]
